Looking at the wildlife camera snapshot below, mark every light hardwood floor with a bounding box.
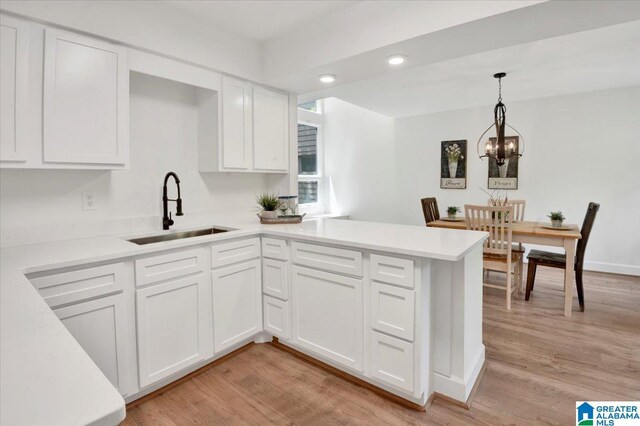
[123,268,640,425]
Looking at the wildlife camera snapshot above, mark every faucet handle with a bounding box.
[168,212,174,226]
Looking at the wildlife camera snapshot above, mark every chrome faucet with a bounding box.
[162,172,183,230]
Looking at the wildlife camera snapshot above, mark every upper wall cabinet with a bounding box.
[199,77,289,173]
[221,76,252,170]
[43,28,129,167]
[253,86,289,172]
[0,15,29,163]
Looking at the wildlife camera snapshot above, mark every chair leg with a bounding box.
[576,267,585,312]
[525,260,537,301]
[519,257,524,293]
[506,267,512,310]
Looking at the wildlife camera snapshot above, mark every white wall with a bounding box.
[0,1,262,82]
[323,98,397,222]
[0,73,270,246]
[393,86,640,275]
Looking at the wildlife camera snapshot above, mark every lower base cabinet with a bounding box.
[263,295,290,339]
[291,265,363,371]
[54,293,130,395]
[212,259,262,352]
[136,273,212,388]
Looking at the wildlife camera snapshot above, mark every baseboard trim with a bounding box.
[582,261,640,277]
[270,337,427,412]
[126,342,255,409]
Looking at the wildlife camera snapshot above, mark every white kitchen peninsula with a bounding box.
[0,218,487,425]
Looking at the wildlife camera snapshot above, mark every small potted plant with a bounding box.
[256,193,282,219]
[547,211,566,228]
[446,206,460,220]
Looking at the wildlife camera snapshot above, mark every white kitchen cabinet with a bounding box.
[0,15,29,163]
[221,76,252,170]
[263,295,290,340]
[136,273,213,388]
[211,259,262,352]
[54,293,130,395]
[371,281,415,341]
[200,77,289,173]
[43,28,128,166]
[253,86,288,171]
[370,331,415,393]
[262,258,289,300]
[291,265,363,371]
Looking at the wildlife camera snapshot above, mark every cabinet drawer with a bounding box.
[262,258,289,300]
[261,237,288,261]
[135,247,206,287]
[370,331,415,394]
[370,254,414,289]
[263,295,290,340]
[211,238,260,268]
[291,241,363,277]
[30,262,125,308]
[371,282,415,341]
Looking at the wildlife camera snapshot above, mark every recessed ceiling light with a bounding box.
[387,55,407,65]
[319,74,336,83]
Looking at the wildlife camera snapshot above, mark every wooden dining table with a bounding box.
[428,219,582,317]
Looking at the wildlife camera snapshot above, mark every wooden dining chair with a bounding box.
[525,202,600,311]
[421,197,440,225]
[486,199,525,221]
[465,205,523,310]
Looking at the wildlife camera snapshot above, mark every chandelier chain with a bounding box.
[497,76,502,103]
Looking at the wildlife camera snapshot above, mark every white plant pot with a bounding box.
[260,210,278,219]
[448,161,458,178]
[498,159,510,178]
[551,219,563,228]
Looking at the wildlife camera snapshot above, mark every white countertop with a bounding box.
[0,217,486,425]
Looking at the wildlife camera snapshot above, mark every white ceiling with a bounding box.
[163,0,359,41]
[300,20,640,118]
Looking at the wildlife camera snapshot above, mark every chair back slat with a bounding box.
[466,205,513,258]
[576,202,600,268]
[421,197,440,225]
[487,199,525,221]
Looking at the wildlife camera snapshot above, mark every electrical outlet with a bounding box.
[82,191,97,211]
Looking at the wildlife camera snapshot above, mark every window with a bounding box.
[297,123,321,205]
[298,100,319,113]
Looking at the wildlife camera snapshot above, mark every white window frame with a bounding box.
[297,105,325,215]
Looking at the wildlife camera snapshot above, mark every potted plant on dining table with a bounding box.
[446,206,460,220]
[547,211,566,228]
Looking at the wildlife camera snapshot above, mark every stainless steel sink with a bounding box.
[127,227,228,245]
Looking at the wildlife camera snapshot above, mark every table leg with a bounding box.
[563,238,576,317]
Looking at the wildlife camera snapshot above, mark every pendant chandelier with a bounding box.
[476,72,524,167]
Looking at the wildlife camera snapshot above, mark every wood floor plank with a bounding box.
[122,268,640,425]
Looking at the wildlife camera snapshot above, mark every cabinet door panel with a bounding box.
[371,281,415,341]
[0,15,28,162]
[136,273,212,388]
[212,259,262,352]
[291,266,363,371]
[54,294,130,395]
[263,295,290,340]
[370,331,415,393]
[221,77,251,169]
[262,258,288,300]
[43,28,128,165]
[253,87,288,171]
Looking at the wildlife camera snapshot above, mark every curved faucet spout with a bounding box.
[162,172,184,230]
